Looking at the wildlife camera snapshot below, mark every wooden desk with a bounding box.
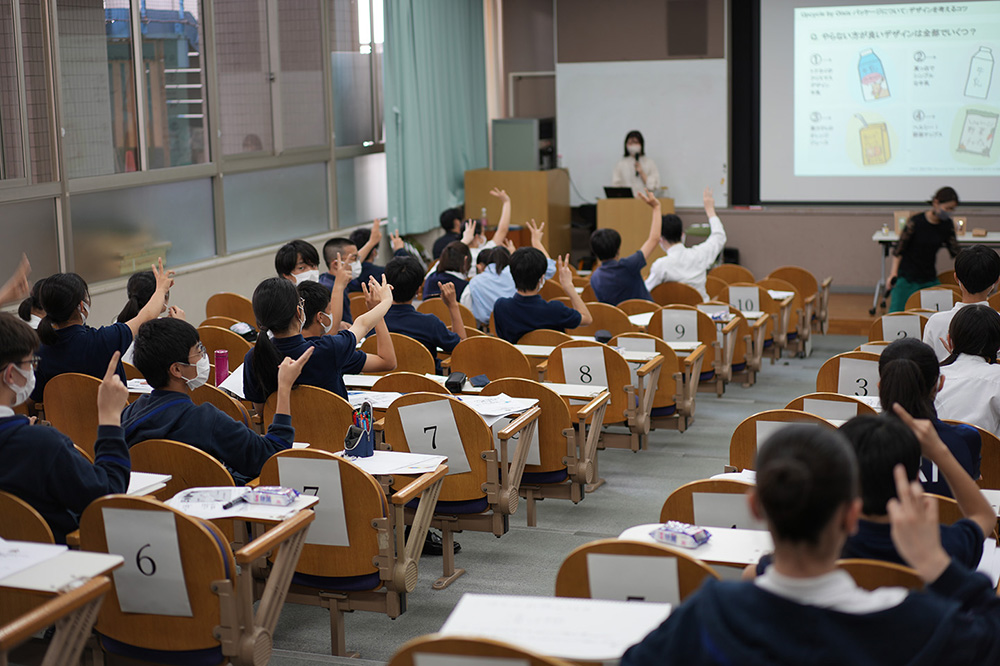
[618,523,773,567]
[597,197,674,278]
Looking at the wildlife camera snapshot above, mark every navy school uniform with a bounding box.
[432,231,462,260]
[242,331,367,403]
[382,303,461,374]
[32,322,132,402]
[493,293,583,344]
[921,419,981,499]
[589,250,652,305]
[0,416,130,543]
[317,273,353,324]
[347,249,411,293]
[422,271,468,301]
[121,390,294,483]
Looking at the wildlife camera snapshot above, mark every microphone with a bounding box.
[634,154,641,175]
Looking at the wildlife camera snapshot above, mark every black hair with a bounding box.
[275,240,319,277]
[37,273,89,345]
[478,246,511,273]
[439,206,464,233]
[116,271,156,323]
[660,214,683,244]
[297,280,331,329]
[0,313,40,369]
[944,304,1000,365]
[508,247,549,292]
[349,228,374,262]
[322,237,357,269]
[623,130,645,157]
[955,245,1000,295]
[250,278,300,398]
[590,228,622,262]
[385,256,424,302]
[755,425,858,544]
[133,317,201,389]
[438,241,471,274]
[933,186,959,206]
[18,278,44,323]
[839,415,920,516]
[878,338,939,420]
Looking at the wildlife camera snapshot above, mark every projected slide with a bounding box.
[794,2,999,177]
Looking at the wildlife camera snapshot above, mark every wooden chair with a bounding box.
[260,448,445,656]
[729,409,836,471]
[815,351,881,398]
[449,336,534,380]
[517,329,573,345]
[389,636,574,666]
[704,274,728,300]
[869,312,929,342]
[720,283,790,361]
[757,276,808,355]
[539,278,566,301]
[42,373,100,458]
[658,479,760,528]
[362,332,435,375]
[122,361,143,381]
[417,298,477,329]
[705,302,764,388]
[837,559,924,591]
[263,384,354,452]
[785,392,879,421]
[617,299,659,316]
[372,372,450,395]
[555,539,720,604]
[198,315,239,329]
[0,490,55,543]
[612,332,704,433]
[855,341,890,354]
[481,378,609,526]
[205,292,255,324]
[383,393,539,589]
[349,293,368,322]
[197,325,253,365]
[464,325,485,337]
[938,269,959,286]
[568,302,636,337]
[929,493,964,526]
[190,383,251,426]
[709,263,754,284]
[546,340,661,452]
[940,419,1000,490]
[904,286,959,313]
[768,266,832,334]
[129,439,235,500]
[650,281,703,307]
[649,304,725,396]
[990,292,1000,311]
[79,494,313,665]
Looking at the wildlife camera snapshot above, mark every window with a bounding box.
[278,0,326,149]
[21,0,56,182]
[330,0,382,147]
[0,0,23,180]
[0,199,60,278]
[215,0,273,155]
[335,152,387,228]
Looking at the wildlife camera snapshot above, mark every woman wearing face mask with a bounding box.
[887,186,962,312]
[298,280,336,338]
[611,130,661,196]
[423,241,473,300]
[115,269,185,364]
[33,259,173,403]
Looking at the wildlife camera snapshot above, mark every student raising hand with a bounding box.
[0,254,30,305]
[97,352,129,427]
[526,219,550,258]
[460,220,477,246]
[888,463,951,583]
[390,230,406,252]
[556,254,575,290]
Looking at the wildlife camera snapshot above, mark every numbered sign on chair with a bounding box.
[859,343,886,354]
[491,417,541,466]
[802,398,858,422]
[278,457,350,547]
[920,290,954,312]
[587,553,680,606]
[398,400,470,475]
[755,420,792,446]
[692,493,767,531]
[616,337,656,353]
[728,286,759,313]
[660,310,699,342]
[102,508,192,617]
[560,346,609,388]
[881,315,921,341]
[837,358,880,398]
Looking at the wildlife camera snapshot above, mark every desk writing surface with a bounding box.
[628,311,655,327]
[0,549,123,593]
[541,382,608,399]
[619,524,774,566]
[515,344,659,363]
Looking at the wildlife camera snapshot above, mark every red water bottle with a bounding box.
[215,349,229,385]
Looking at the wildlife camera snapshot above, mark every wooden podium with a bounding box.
[464,169,571,257]
[597,197,675,278]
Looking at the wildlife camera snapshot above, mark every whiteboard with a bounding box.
[556,59,728,208]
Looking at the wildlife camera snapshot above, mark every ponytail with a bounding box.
[18,278,45,323]
[37,273,89,346]
[249,278,299,399]
[878,339,939,419]
[116,271,157,323]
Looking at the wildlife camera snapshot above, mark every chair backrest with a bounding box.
[658,479,761,529]
[129,439,235,498]
[699,301,750,367]
[361,332,435,375]
[648,304,717,349]
[349,293,368,322]
[122,361,144,381]
[416,297,477,329]
[42,372,101,458]
[837,559,924,591]
[450,336,534,380]
[941,419,1000,490]
[709,264,754,284]
[372,372,450,395]
[730,409,836,470]
[768,266,819,300]
[869,313,929,342]
[938,269,958,286]
[198,315,239,329]
[546,341,633,426]
[756,277,803,332]
[205,292,254,324]
[196,325,252,366]
[464,325,485,337]
[388,636,574,666]
[854,341,890,355]
[704,274,727,300]
[190,383,250,426]
[815,351,881,398]
[554,539,719,605]
[611,333,679,410]
[617,298,660,316]
[0,490,55,543]
[720,282,778,318]
[481,378,572,473]
[79,495,236,653]
[649,281,703,307]
[539,279,566,301]
[568,302,636,337]
[785,392,879,420]
[517,329,573,345]
[929,493,964,526]
[263,384,354,452]
[904,286,959,313]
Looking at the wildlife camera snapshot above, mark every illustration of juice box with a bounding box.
[859,49,890,101]
[857,115,891,165]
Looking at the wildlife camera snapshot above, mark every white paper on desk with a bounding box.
[920,290,954,312]
[218,363,245,399]
[491,416,540,466]
[977,538,1000,588]
[278,457,350,547]
[561,347,609,389]
[697,304,730,319]
[337,450,446,475]
[616,336,656,353]
[126,472,171,496]
[343,374,379,389]
[728,286,759,313]
[627,311,654,328]
[692,492,766,531]
[415,656,528,666]
[880,314,921,341]
[459,394,538,417]
[126,378,152,394]
[587,552,680,606]
[398,400,470,475]
[660,309,699,342]
[767,289,794,301]
[802,398,858,422]
[165,487,249,519]
[103,508,192,617]
[837,358,880,399]
[347,390,402,410]
[0,541,67,582]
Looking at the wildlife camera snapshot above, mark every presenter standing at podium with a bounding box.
[612,130,660,196]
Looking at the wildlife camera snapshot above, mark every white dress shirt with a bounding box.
[935,353,1000,435]
[755,567,908,615]
[922,301,985,361]
[644,216,727,301]
[611,155,660,195]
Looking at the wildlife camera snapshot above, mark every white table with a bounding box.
[627,311,655,328]
[515,344,660,363]
[0,544,123,594]
[618,524,774,567]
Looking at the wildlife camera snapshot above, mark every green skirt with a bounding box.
[889,276,940,313]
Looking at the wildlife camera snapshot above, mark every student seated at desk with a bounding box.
[923,245,1000,361]
[122,318,311,484]
[32,261,172,402]
[493,249,591,344]
[384,256,465,373]
[318,237,356,328]
[275,239,322,286]
[348,223,410,293]
[624,421,1000,666]
[935,305,1000,436]
[589,190,661,305]
[242,277,395,409]
[298,280,336,339]
[116,270,186,364]
[0,314,130,544]
[423,241,472,300]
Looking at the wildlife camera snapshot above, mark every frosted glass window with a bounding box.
[223,163,328,253]
[0,0,24,180]
[71,178,215,282]
[215,0,273,155]
[335,152,387,228]
[330,0,382,147]
[21,0,55,182]
[0,199,59,281]
[278,0,326,148]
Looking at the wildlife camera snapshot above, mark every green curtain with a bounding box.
[384,0,489,235]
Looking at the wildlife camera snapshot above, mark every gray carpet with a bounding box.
[269,334,865,664]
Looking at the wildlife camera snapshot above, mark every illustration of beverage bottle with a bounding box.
[859,49,890,101]
[965,47,994,99]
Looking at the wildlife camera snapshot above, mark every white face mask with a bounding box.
[294,269,320,285]
[28,314,41,329]
[6,363,35,407]
[319,311,333,335]
[349,260,363,280]
[627,144,641,156]
[80,300,91,325]
[184,354,211,391]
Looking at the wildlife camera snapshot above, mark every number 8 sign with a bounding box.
[560,346,609,388]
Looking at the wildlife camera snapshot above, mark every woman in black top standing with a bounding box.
[888,187,961,312]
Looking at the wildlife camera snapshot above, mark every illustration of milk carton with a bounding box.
[965,47,994,100]
[859,49,890,101]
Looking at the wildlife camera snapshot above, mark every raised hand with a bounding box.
[0,254,31,304]
[96,352,128,426]
[637,190,660,209]
[489,187,510,204]
[332,252,352,287]
[363,275,393,308]
[152,257,175,293]
[887,463,950,582]
[556,254,575,289]
[370,218,383,245]
[527,219,545,245]
[461,220,476,246]
[440,281,457,306]
[503,239,516,253]
[166,305,186,320]
[703,186,716,216]
[390,230,405,251]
